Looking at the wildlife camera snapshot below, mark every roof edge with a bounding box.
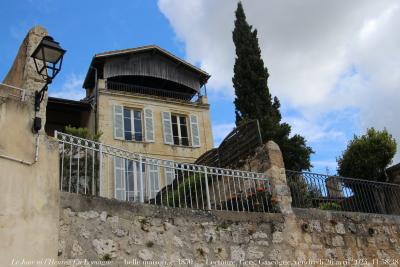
[83,45,211,89]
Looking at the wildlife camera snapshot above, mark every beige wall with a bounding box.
[0,26,60,266]
[97,80,213,163]
[95,79,214,199]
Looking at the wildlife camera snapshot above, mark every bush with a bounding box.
[60,126,102,194]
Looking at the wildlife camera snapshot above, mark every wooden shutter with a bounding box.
[148,160,160,199]
[162,111,173,144]
[163,160,175,186]
[144,108,154,142]
[114,157,126,201]
[113,104,124,140]
[190,114,200,147]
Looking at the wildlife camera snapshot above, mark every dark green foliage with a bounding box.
[160,173,205,208]
[337,128,397,182]
[232,2,313,171]
[65,125,102,141]
[287,173,322,208]
[319,202,341,211]
[60,126,102,194]
[158,172,277,212]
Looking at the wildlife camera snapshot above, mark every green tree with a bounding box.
[232,2,313,171]
[65,125,102,141]
[337,128,397,182]
[60,126,102,194]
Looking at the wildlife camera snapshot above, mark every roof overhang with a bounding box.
[83,45,210,89]
[47,96,91,111]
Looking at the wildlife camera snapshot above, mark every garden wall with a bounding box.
[59,192,400,266]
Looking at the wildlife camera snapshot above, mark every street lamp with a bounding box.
[31,35,66,132]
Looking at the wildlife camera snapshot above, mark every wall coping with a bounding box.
[61,192,400,225]
[60,192,284,223]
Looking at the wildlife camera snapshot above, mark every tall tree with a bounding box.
[232,2,313,171]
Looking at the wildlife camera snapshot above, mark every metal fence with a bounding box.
[55,131,275,213]
[286,170,400,215]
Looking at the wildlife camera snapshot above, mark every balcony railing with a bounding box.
[106,80,201,102]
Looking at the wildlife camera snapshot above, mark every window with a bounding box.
[162,112,200,147]
[123,108,143,141]
[114,105,154,142]
[171,114,189,146]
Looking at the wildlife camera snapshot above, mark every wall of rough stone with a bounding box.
[59,192,400,266]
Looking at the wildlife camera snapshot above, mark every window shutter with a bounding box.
[113,157,126,201]
[163,160,175,186]
[162,111,173,144]
[113,104,124,140]
[148,160,160,199]
[190,114,201,147]
[144,108,154,142]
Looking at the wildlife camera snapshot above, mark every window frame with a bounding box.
[171,113,190,147]
[123,107,144,142]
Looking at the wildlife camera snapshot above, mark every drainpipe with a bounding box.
[89,66,98,134]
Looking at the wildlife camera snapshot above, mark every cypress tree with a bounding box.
[232,2,314,171]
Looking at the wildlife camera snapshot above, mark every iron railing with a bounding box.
[286,170,400,215]
[106,80,201,102]
[55,131,275,213]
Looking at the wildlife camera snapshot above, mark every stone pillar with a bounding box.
[263,141,293,215]
[243,141,293,215]
[0,26,60,266]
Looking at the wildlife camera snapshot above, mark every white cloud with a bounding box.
[212,122,235,146]
[284,116,346,143]
[50,73,85,100]
[158,0,400,163]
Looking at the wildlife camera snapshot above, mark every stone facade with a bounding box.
[96,79,213,162]
[59,192,400,266]
[96,80,214,198]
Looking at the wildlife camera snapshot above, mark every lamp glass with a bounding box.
[31,36,66,64]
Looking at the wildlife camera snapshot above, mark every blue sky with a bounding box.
[1,0,399,174]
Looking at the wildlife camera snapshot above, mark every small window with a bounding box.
[171,114,189,146]
[123,108,143,141]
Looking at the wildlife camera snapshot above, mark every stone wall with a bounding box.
[59,192,400,266]
[57,141,400,266]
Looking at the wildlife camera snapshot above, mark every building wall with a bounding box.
[96,79,213,162]
[95,79,214,197]
[388,166,400,184]
[0,26,60,266]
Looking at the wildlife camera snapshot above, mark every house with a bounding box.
[46,45,214,201]
[387,163,400,184]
